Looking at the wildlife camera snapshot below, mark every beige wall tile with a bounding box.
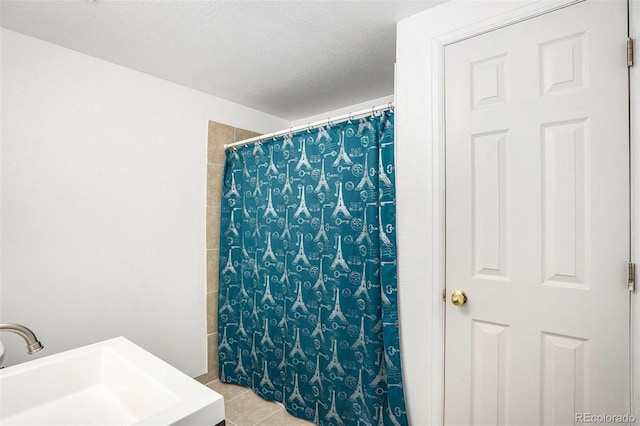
[207,164,224,207]
[234,127,261,143]
[208,121,234,164]
[207,291,218,335]
[206,206,221,250]
[208,332,219,380]
[207,249,220,293]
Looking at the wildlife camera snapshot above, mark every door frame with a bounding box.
[394,0,637,423]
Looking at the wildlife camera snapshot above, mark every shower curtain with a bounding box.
[218,111,407,425]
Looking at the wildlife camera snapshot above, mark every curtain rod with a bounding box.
[224,102,394,150]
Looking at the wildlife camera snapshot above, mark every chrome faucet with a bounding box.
[0,323,43,354]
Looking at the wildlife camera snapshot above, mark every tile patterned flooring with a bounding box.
[206,380,316,426]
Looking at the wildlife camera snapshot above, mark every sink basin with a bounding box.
[0,337,224,425]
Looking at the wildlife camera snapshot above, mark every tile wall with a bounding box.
[196,122,260,385]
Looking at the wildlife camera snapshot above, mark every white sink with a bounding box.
[0,337,224,425]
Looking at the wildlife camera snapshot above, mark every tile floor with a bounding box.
[206,380,316,426]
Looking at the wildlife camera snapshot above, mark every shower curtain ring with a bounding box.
[371,106,376,118]
[327,118,332,128]
[388,102,394,112]
[307,123,312,133]
[288,127,293,138]
[348,112,353,123]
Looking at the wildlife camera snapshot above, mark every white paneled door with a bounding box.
[444,1,630,424]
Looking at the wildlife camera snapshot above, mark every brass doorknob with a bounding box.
[451,290,467,307]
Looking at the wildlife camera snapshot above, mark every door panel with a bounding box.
[444,1,630,424]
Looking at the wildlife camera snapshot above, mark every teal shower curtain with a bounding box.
[218,111,407,425]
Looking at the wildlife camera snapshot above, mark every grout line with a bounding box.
[253,407,284,426]
[224,392,249,404]
[249,405,283,426]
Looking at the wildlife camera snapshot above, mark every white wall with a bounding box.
[0,29,289,374]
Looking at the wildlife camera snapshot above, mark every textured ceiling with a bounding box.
[1,0,445,121]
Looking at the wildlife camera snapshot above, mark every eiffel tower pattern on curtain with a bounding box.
[218,111,407,425]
